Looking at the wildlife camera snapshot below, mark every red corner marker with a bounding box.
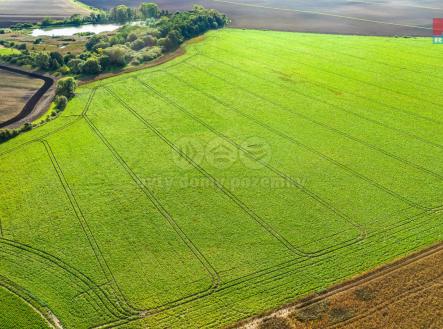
[434,18,443,36]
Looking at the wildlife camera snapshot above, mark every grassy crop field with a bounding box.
[0,69,44,123]
[0,286,50,329]
[0,29,442,328]
[0,48,20,56]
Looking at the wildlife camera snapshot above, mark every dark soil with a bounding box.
[82,0,438,36]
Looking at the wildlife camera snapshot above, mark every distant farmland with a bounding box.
[0,0,90,26]
[82,0,438,36]
[0,29,442,329]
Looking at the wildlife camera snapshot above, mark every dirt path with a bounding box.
[233,242,443,329]
[0,65,55,129]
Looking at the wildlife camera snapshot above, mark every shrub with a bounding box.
[15,43,27,50]
[67,59,84,74]
[81,57,102,74]
[86,35,105,51]
[103,45,131,66]
[56,77,77,99]
[127,33,138,42]
[55,95,68,111]
[98,55,110,70]
[131,39,145,51]
[0,129,19,143]
[59,65,71,75]
[139,3,159,19]
[92,41,111,51]
[63,53,75,64]
[34,52,50,69]
[141,46,161,62]
[143,35,157,47]
[22,122,33,132]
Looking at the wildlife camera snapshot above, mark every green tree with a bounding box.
[103,46,130,66]
[56,77,77,99]
[139,3,159,19]
[34,52,50,69]
[67,59,84,74]
[98,55,110,70]
[127,32,138,42]
[159,30,183,51]
[131,39,145,51]
[86,34,104,51]
[49,51,63,70]
[110,5,133,23]
[143,35,157,47]
[81,57,102,75]
[55,95,68,111]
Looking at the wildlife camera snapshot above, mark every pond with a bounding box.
[31,23,121,37]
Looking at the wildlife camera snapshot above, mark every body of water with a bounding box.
[31,23,121,37]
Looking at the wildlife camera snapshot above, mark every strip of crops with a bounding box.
[0,29,442,328]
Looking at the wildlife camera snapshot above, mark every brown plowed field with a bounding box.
[0,69,43,123]
[82,0,439,36]
[236,243,443,329]
[0,0,90,26]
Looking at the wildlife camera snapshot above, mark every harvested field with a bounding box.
[0,69,44,123]
[0,0,90,26]
[82,0,440,36]
[0,29,442,328]
[238,243,443,329]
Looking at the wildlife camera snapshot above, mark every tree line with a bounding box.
[1,4,227,76]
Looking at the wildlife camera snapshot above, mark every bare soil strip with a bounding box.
[233,242,443,329]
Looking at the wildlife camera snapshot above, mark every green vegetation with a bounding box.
[0,47,19,56]
[0,287,49,329]
[0,4,227,78]
[0,29,442,329]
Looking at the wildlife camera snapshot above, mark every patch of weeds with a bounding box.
[291,301,329,323]
[354,287,375,302]
[258,317,292,329]
[329,307,354,322]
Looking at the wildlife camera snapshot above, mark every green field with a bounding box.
[0,29,442,328]
[0,286,49,329]
[0,48,20,56]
